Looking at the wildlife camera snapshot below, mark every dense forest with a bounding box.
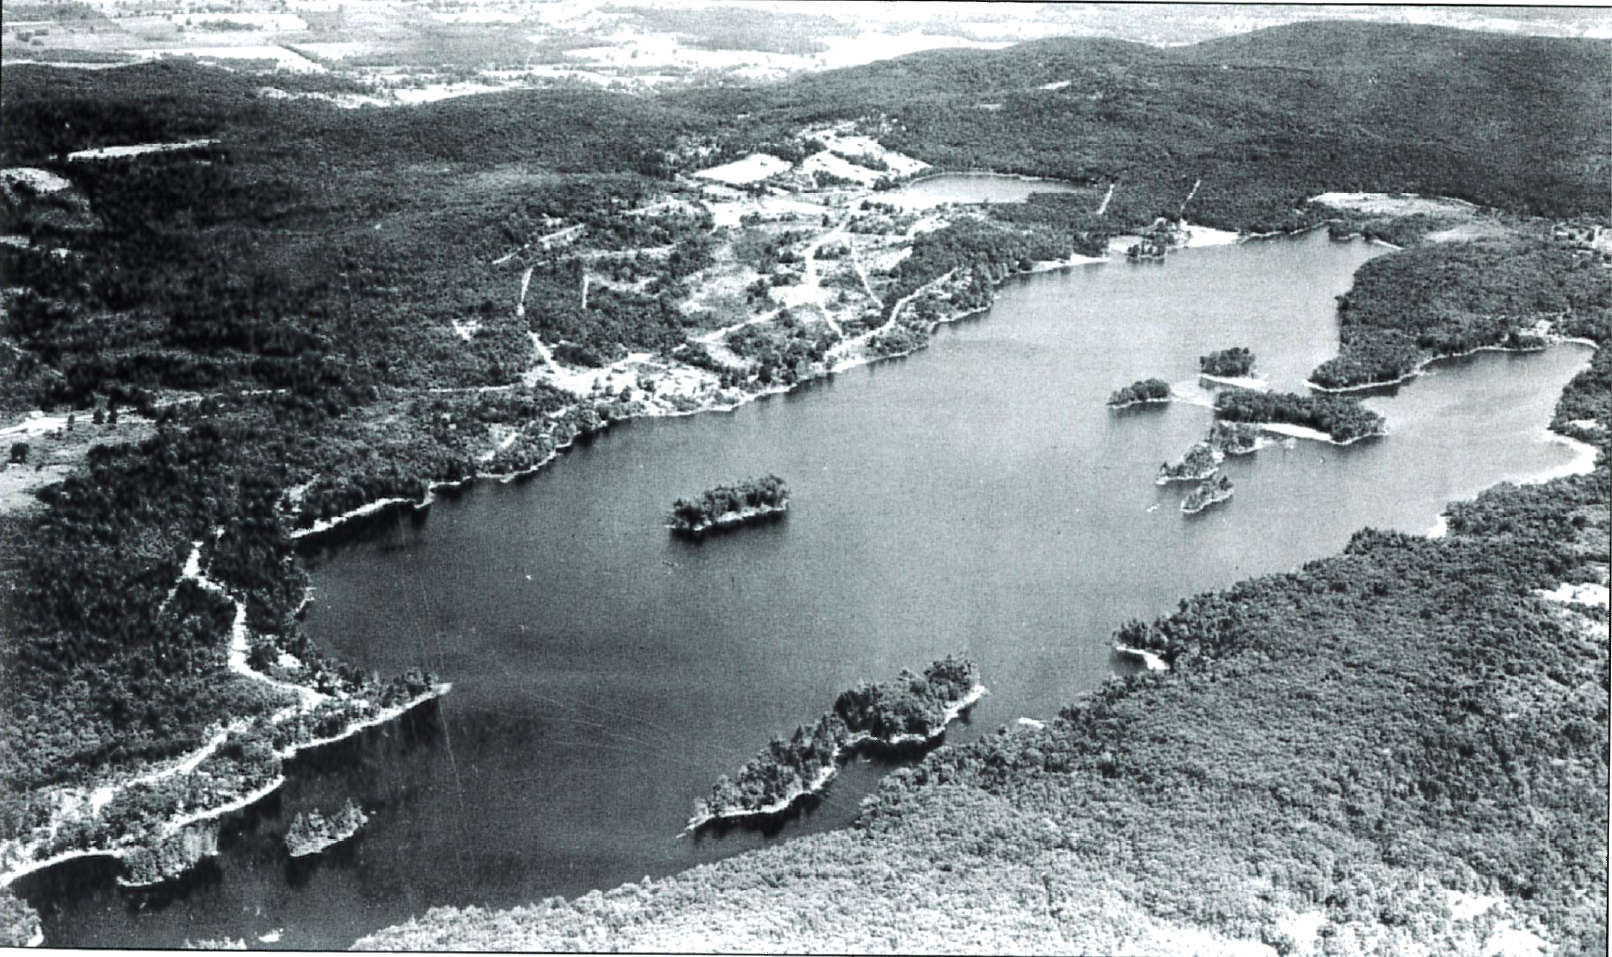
[1200,347,1256,378]
[1214,390,1387,444]
[693,657,981,824]
[668,474,789,534]
[1207,421,1263,456]
[1311,239,1609,389]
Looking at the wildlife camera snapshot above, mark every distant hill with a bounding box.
[675,22,1611,227]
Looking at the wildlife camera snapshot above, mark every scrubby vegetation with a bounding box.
[1207,421,1264,456]
[0,893,40,947]
[676,23,1609,229]
[117,821,218,887]
[669,475,789,534]
[1180,474,1235,515]
[1107,378,1171,408]
[1214,390,1386,443]
[692,657,981,825]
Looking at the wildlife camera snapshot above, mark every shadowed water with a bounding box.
[884,171,1087,208]
[23,220,1592,949]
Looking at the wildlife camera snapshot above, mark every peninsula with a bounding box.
[687,657,983,831]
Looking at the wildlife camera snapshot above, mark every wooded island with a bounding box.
[1107,378,1172,408]
[669,475,789,534]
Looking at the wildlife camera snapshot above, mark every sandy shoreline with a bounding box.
[1110,397,1173,411]
[669,502,787,535]
[1115,645,1168,671]
[1198,374,1268,391]
[1522,430,1602,485]
[1253,422,1385,446]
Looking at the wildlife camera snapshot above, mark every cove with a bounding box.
[21,229,1592,949]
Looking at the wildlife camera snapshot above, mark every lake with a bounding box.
[884,171,1087,208]
[21,220,1592,949]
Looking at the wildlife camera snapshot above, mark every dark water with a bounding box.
[885,171,1087,208]
[25,226,1592,949]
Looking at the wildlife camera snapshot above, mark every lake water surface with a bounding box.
[22,210,1593,948]
[884,171,1086,208]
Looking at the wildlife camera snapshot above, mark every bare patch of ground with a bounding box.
[0,415,155,517]
[1308,192,1479,217]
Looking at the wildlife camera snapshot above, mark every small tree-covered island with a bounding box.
[1106,378,1172,408]
[284,799,369,858]
[1157,442,1222,484]
[668,475,789,535]
[688,657,984,830]
[1180,474,1235,515]
[1199,347,1257,379]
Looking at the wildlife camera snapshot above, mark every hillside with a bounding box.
[675,23,1610,227]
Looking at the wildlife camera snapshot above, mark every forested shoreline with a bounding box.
[689,657,981,828]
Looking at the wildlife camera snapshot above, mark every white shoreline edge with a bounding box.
[1251,422,1386,446]
[668,502,788,534]
[1115,645,1168,672]
[1181,488,1235,515]
[683,683,988,833]
[1109,396,1173,411]
[0,684,448,892]
[1305,337,1590,395]
[1198,373,1268,391]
